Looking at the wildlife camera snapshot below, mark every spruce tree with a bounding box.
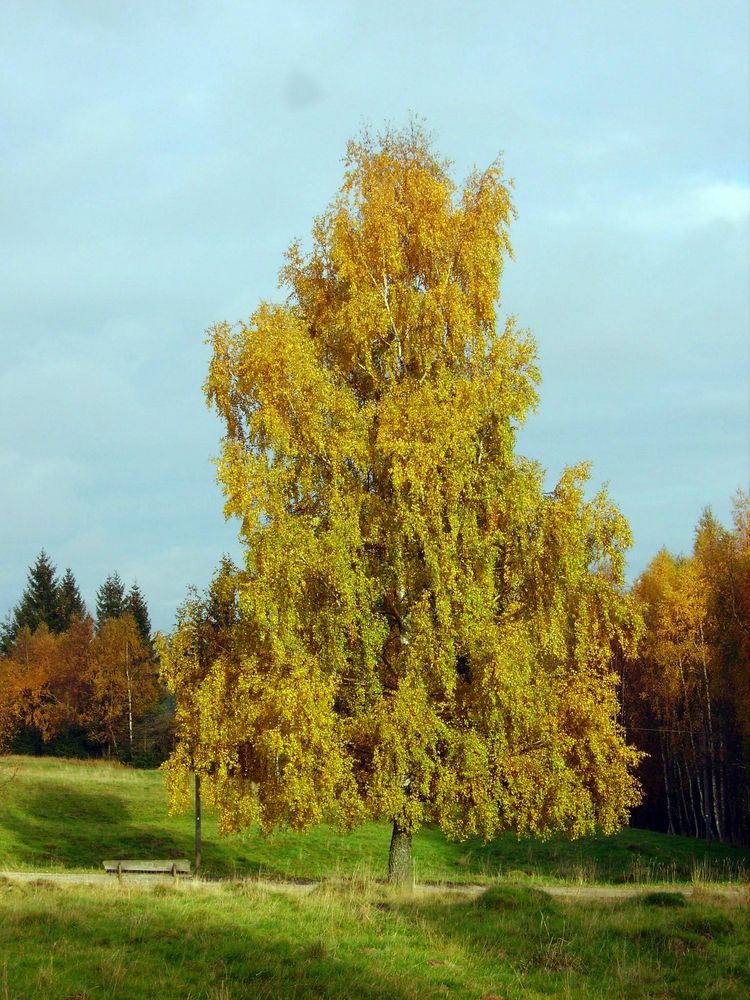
[0,613,15,655]
[9,551,62,640]
[126,583,152,646]
[96,573,126,627]
[57,568,87,629]
[206,557,239,635]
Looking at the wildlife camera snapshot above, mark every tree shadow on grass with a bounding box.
[0,777,320,879]
[0,888,422,1000]
[2,787,188,869]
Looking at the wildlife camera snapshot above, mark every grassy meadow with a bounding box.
[1,876,749,999]
[1,755,749,999]
[1,755,748,884]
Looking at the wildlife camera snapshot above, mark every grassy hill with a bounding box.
[2,756,749,999]
[1,877,749,999]
[1,755,748,884]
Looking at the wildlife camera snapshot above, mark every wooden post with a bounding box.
[195,773,202,874]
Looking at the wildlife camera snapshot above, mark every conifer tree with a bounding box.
[159,558,238,768]
[96,573,126,627]
[126,583,152,647]
[57,568,87,629]
[0,614,15,656]
[161,125,643,882]
[205,557,239,636]
[7,551,62,643]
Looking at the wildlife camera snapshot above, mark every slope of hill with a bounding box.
[1,756,747,883]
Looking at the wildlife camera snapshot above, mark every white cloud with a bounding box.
[545,177,750,234]
[621,178,750,233]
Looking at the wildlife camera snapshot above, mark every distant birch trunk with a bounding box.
[125,640,133,752]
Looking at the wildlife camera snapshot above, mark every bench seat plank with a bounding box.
[102,859,191,874]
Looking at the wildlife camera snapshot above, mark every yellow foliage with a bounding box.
[626,499,750,840]
[84,615,158,753]
[161,124,642,842]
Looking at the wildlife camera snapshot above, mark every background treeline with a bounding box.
[1,494,748,842]
[0,553,173,766]
[623,494,750,845]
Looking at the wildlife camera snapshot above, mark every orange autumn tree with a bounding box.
[86,615,158,757]
[0,657,20,751]
[160,125,643,882]
[1,623,89,744]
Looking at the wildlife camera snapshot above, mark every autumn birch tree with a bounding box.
[86,615,157,757]
[161,125,643,882]
[626,497,750,843]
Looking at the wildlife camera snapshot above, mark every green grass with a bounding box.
[1,756,748,884]
[0,878,748,999]
[1,756,749,999]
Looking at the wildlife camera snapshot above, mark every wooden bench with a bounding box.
[102,859,192,878]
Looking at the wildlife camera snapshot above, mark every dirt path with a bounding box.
[2,870,742,902]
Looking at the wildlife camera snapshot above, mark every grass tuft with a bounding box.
[476,883,556,912]
[641,890,688,908]
[681,912,735,938]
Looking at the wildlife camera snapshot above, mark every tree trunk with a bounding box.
[679,659,707,836]
[677,756,699,838]
[195,773,202,874]
[698,627,721,840]
[718,732,727,838]
[388,821,412,886]
[699,725,714,841]
[660,741,675,835]
[125,640,133,752]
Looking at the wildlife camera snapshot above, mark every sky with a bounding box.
[1,1,748,632]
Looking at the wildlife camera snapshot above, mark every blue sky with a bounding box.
[1,1,748,631]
